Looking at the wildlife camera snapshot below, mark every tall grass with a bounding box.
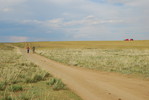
[37,48,149,77]
[0,50,49,84]
[47,78,66,90]
[0,44,82,100]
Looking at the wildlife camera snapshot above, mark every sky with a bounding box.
[0,0,148,42]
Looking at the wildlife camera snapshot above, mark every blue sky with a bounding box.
[0,0,148,42]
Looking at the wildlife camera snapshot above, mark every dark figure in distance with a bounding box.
[32,46,35,53]
[27,47,30,53]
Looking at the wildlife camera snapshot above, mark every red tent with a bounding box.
[124,39,129,41]
[130,39,134,41]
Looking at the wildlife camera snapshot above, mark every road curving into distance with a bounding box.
[18,47,149,100]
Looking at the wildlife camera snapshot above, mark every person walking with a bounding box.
[27,47,30,53]
[32,46,35,53]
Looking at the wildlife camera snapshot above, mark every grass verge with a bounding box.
[0,44,82,100]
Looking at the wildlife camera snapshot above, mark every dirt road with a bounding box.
[19,48,149,100]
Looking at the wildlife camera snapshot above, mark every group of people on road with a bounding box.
[26,46,35,53]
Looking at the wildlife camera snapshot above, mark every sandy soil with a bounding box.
[19,48,149,100]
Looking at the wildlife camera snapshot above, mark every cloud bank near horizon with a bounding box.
[0,0,148,42]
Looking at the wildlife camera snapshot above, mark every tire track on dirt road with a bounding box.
[19,48,149,100]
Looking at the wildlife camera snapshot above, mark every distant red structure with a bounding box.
[124,39,134,41]
[124,39,129,41]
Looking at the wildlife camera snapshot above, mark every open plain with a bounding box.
[13,40,149,100]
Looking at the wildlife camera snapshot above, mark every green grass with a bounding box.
[9,85,23,92]
[0,82,7,91]
[0,44,82,100]
[47,78,66,90]
[36,48,149,77]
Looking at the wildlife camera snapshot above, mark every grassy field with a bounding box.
[0,44,82,100]
[14,40,149,49]
[13,40,149,77]
[36,48,149,77]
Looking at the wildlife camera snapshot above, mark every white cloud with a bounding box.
[0,0,27,19]
[61,15,124,26]
[0,0,148,41]
[21,18,65,29]
[9,36,28,42]
[21,20,43,24]
[0,36,28,42]
[46,18,64,29]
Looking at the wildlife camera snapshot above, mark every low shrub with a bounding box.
[9,85,23,92]
[43,72,51,78]
[47,78,56,86]
[25,74,43,83]
[0,82,7,91]
[53,79,65,90]
[47,78,65,90]
[33,74,43,82]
